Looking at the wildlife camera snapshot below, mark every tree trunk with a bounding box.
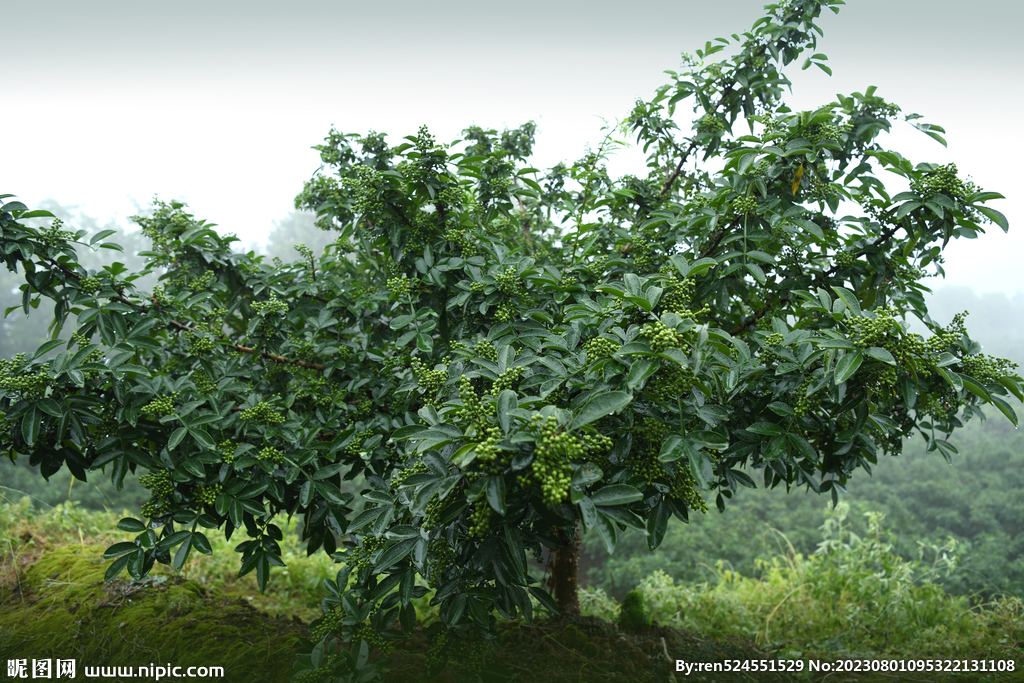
[551,524,580,615]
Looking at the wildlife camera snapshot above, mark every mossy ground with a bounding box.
[0,544,307,682]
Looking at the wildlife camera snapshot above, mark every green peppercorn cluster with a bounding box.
[140,469,174,496]
[752,55,766,68]
[424,536,455,586]
[630,235,656,272]
[647,364,696,403]
[251,295,288,316]
[140,392,179,417]
[793,376,822,417]
[657,274,704,318]
[494,267,523,297]
[140,469,175,517]
[446,632,488,676]
[341,165,386,216]
[295,376,334,408]
[910,163,977,202]
[0,355,51,399]
[410,358,448,393]
[834,250,858,268]
[390,461,429,489]
[803,120,852,145]
[697,115,726,135]
[257,445,284,465]
[193,482,221,506]
[347,535,384,573]
[455,376,490,427]
[346,429,374,456]
[494,301,515,323]
[474,340,497,362]
[961,354,1018,382]
[352,623,392,655]
[78,275,101,294]
[151,285,172,307]
[579,430,614,457]
[240,401,286,425]
[469,281,486,294]
[292,659,340,683]
[38,218,76,247]
[733,194,758,214]
[218,439,236,463]
[584,337,619,360]
[310,605,345,641]
[705,63,723,79]
[468,497,493,537]
[631,419,706,511]
[425,630,451,678]
[764,333,784,346]
[639,321,688,353]
[587,255,609,278]
[387,276,418,298]
[471,426,504,474]
[186,270,216,292]
[631,418,669,483]
[186,331,216,355]
[492,365,524,394]
[529,414,583,507]
[191,370,217,394]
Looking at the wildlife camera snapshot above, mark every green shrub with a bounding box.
[617,589,651,632]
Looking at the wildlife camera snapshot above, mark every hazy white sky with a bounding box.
[3,0,1022,296]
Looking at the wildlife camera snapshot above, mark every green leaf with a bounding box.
[977,206,1009,232]
[626,358,658,390]
[315,481,349,507]
[168,427,187,451]
[590,484,643,507]
[104,553,132,582]
[116,518,147,532]
[647,499,671,551]
[864,347,896,365]
[173,536,193,571]
[374,538,417,571]
[787,433,819,463]
[657,434,686,462]
[746,422,785,437]
[21,406,40,446]
[192,532,213,555]
[687,257,717,277]
[572,391,632,429]
[486,475,507,515]
[389,315,414,330]
[829,287,861,318]
[504,525,527,580]
[687,449,716,490]
[103,541,140,559]
[497,389,517,435]
[834,350,863,384]
[528,586,559,615]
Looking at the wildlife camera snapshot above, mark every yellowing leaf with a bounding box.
[792,162,804,196]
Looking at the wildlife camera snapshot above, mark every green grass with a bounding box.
[580,501,1023,667]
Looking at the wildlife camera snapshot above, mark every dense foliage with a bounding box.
[2,1,1021,680]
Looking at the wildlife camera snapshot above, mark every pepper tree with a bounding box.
[1,0,1020,680]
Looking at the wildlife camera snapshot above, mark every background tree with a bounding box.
[1,1,1020,680]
